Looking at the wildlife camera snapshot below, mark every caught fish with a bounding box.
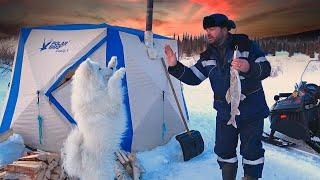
[225,49,246,128]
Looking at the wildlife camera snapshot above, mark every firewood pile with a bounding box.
[0,146,144,180]
[0,151,69,180]
[115,150,144,180]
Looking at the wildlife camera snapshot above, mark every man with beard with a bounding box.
[164,14,271,180]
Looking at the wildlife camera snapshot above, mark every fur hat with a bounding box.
[203,13,236,31]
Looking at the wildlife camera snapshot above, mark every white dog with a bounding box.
[62,57,127,180]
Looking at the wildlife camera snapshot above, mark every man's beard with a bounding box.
[209,33,226,47]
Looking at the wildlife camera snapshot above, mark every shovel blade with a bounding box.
[175,130,204,161]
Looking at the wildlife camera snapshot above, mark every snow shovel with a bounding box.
[160,58,204,161]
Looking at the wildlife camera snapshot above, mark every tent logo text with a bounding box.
[40,39,70,53]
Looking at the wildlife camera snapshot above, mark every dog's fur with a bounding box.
[61,57,127,180]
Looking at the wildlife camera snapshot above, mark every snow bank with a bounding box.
[0,134,25,166]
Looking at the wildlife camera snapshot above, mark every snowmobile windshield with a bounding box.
[300,60,320,86]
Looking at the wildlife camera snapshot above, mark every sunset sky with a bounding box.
[0,0,319,38]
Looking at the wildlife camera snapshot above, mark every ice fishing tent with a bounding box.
[0,24,188,152]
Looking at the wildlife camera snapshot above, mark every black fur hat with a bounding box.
[203,14,236,31]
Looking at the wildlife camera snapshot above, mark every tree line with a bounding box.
[0,36,17,67]
[175,33,320,58]
[174,33,207,57]
[255,37,320,58]
[1,33,319,65]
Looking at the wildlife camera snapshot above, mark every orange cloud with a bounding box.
[112,18,145,30]
[0,0,319,38]
[152,0,239,36]
[189,0,237,19]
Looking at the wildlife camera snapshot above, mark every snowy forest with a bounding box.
[176,29,320,58]
[0,37,16,67]
[1,29,320,64]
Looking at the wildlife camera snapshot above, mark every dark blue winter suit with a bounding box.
[168,33,271,178]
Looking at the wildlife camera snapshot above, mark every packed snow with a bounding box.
[0,134,25,166]
[136,52,320,179]
[0,52,320,179]
[137,79,320,179]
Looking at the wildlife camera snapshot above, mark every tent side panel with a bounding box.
[119,32,186,151]
[106,28,133,152]
[0,28,32,133]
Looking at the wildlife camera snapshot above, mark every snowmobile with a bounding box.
[262,60,320,153]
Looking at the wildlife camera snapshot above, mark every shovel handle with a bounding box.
[161,58,190,133]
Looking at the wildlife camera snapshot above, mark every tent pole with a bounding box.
[146,0,153,31]
[144,0,157,59]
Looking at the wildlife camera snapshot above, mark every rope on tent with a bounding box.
[161,91,167,141]
[37,90,43,145]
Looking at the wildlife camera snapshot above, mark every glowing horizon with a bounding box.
[0,0,319,38]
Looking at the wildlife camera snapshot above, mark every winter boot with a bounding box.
[242,175,258,180]
[221,163,238,180]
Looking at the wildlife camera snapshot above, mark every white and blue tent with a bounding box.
[0,24,189,152]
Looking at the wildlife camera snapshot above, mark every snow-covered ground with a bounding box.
[138,82,320,179]
[0,52,320,179]
[137,52,320,179]
[0,134,25,166]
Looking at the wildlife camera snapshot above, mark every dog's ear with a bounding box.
[108,56,117,69]
[81,59,94,77]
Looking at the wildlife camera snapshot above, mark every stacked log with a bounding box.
[115,150,144,180]
[0,151,68,180]
[0,149,144,179]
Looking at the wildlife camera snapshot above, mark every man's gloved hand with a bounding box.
[231,58,250,73]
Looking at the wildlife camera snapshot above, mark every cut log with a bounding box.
[48,160,58,170]
[115,150,145,179]
[0,171,6,179]
[44,168,51,179]
[35,169,46,180]
[5,161,47,175]
[128,153,141,180]
[114,160,132,180]
[59,170,66,180]
[115,151,133,177]
[0,166,5,173]
[18,153,47,162]
[115,160,125,180]
[3,172,31,179]
[1,151,68,180]
[51,173,60,180]
[46,153,59,163]
[26,151,40,156]
[115,151,126,165]
[52,166,62,175]
[119,150,130,163]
